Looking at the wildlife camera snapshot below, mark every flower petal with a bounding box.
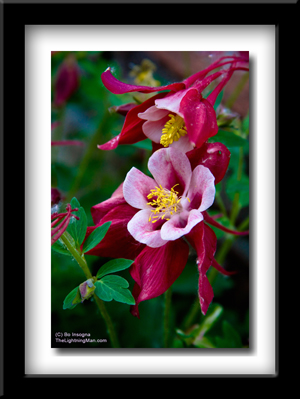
[185,222,217,315]
[130,238,189,318]
[101,67,185,94]
[138,105,169,121]
[169,134,194,154]
[160,209,203,241]
[98,93,165,150]
[123,167,157,210]
[148,147,192,197]
[180,90,218,148]
[187,165,215,212]
[127,209,167,248]
[186,142,231,184]
[84,204,145,260]
[91,195,126,225]
[155,89,188,117]
[141,116,170,144]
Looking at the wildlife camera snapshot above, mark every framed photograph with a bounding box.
[1,0,285,387]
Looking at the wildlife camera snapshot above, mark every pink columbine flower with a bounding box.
[123,147,215,248]
[98,55,249,152]
[83,142,248,317]
[51,203,79,245]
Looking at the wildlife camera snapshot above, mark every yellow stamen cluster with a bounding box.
[147,184,181,223]
[160,114,187,147]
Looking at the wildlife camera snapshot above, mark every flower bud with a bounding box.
[79,278,96,302]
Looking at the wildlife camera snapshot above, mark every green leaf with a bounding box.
[242,113,249,136]
[70,197,80,209]
[94,275,135,305]
[63,286,81,310]
[226,175,249,208]
[210,129,249,150]
[132,138,152,151]
[96,258,134,280]
[67,206,87,248]
[82,222,111,254]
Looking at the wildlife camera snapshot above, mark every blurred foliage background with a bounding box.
[51,51,249,349]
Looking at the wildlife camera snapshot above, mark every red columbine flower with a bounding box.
[84,142,248,317]
[51,203,79,245]
[98,56,249,152]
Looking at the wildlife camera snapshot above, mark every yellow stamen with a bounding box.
[160,114,187,147]
[147,184,190,223]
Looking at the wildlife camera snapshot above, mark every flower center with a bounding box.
[147,184,188,223]
[160,114,187,147]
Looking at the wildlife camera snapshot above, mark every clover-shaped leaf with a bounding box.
[94,275,135,305]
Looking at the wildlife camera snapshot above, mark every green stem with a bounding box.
[93,295,120,348]
[163,287,172,348]
[59,232,120,348]
[60,233,92,279]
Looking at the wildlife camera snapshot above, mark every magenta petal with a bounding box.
[127,209,167,248]
[148,147,192,196]
[101,67,185,94]
[123,167,157,209]
[130,239,189,318]
[180,90,218,148]
[185,222,217,315]
[91,195,126,225]
[186,142,231,184]
[84,204,145,260]
[98,93,165,150]
[97,134,121,151]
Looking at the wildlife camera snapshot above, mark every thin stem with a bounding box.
[59,232,120,348]
[60,233,92,279]
[93,295,120,348]
[163,287,172,348]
